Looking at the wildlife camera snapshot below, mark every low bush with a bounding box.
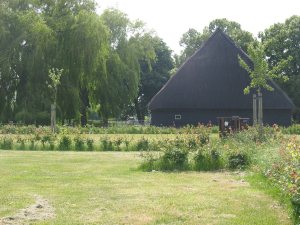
[101,138,114,151]
[282,124,300,135]
[113,138,123,151]
[16,137,26,150]
[136,138,149,151]
[228,152,249,169]
[74,136,85,151]
[58,135,72,151]
[160,147,189,171]
[193,143,224,171]
[86,139,94,151]
[0,137,13,150]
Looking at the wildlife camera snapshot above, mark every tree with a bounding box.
[134,37,174,122]
[259,15,300,119]
[48,68,63,132]
[179,18,254,64]
[239,42,290,128]
[0,3,170,125]
[0,0,109,125]
[99,8,156,124]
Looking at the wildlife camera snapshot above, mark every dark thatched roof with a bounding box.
[149,28,294,111]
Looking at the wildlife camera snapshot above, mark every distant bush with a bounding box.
[86,139,94,151]
[74,136,85,151]
[58,136,72,151]
[136,138,149,151]
[101,138,114,151]
[160,148,189,171]
[16,136,26,150]
[141,147,189,171]
[0,137,13,150]
[282,124,300,135]
[193,143,224,171]
[228,153,249,169]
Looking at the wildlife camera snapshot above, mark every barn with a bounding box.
[148,28,294,127]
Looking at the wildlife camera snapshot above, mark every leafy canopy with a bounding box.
[239,43,291,94]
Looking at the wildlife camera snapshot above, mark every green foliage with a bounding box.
[0,124,214,135]
[179,18,254,64]
[160,148,189,171]
[100,138,114,151]
[0,137,13,150]
[86,139,94,151]
[193,143,224,171]
[282,124,300,135]
[228,153,248,169]
[0,3,165,125]
[140,126,281,172]
[264,137,300,223]
[58,135,72,151]
[260,16,300,108]
[133,37,174,121]
[74,136,85,151]
[48,68,64,103]
[239,42,290,95]
[99,8,157,122]
[136,137,149,151]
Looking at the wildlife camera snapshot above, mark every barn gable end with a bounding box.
[149,29,294,126]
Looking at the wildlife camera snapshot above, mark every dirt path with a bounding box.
[0,195,55,225]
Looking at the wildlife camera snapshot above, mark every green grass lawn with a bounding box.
[0,151,291,225]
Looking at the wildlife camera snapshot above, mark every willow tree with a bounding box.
[239,42,291,128]
[0,2,20,121]
[0,0,56,124]
[99,9,156,124]
[60,10,109,125]
[41,0,109,125]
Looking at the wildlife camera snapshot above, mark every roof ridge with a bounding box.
[148,29,223,108]
[216,29,251,62]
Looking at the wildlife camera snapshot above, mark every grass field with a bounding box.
[0,151,291,225]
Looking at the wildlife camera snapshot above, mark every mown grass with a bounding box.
[0,151,291,225]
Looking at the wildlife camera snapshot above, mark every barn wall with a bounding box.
[151,109,292,127]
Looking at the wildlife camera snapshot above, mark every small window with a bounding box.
[175,114,181,120]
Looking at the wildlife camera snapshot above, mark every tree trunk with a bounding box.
[257,89,263,139]
[81,107,87,127]
[80,87,90,127]
[253,94,257,126]
[102,117,108,127]
[51,104,56,133]
[258,90,263,126]
[134,99,145,124]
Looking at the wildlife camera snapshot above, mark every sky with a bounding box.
[96,0,300,54]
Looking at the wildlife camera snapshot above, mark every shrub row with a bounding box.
[139,127,276,172]
[0,124,216,135]
[0,131,210,152]
[140,140,253,172]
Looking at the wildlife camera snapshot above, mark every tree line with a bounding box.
[0,0,174,125]
[0,0,299,125]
